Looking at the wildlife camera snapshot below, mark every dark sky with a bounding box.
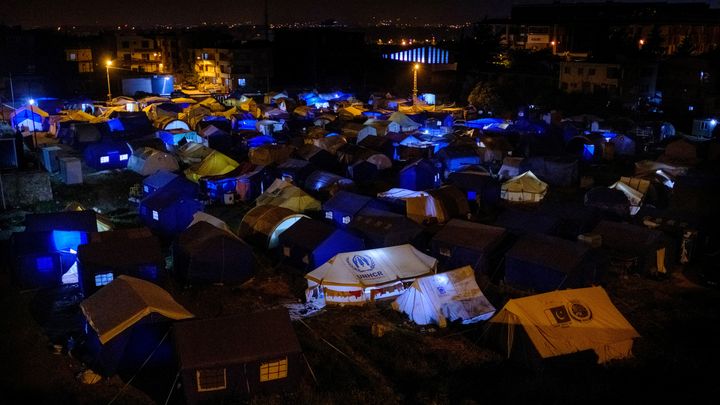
[1,0,714,27]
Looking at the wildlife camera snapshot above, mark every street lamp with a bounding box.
[551,40,557,55]
[28,98,38,150]
[412,63,420,103]
[105,60,113,102]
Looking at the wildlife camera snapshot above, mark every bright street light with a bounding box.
[28,99,38,149]
[105,60,113,102]
[412,64,420,102]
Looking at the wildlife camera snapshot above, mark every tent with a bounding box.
[494,208,560,237]
[447,166,502,207]
[80,275,193,376]
[174,221,254,286]
[177,142,213,164]
[537,201,599,240]
[431,219,507,275]
[142,170,196,198]
[399,159,441,191]
[127,147,179,176]
[279,217,365,270]
[10,105,49,131]
[437,145,482,174]
[349,207,423,248]
[591,220,669,275]
[304,170,354,199]
[184,150,239,183]
[305,244,438,306]
[276,158,316,185]
[608,181,645,216]
[388,112,421,132]
[139,187,203,235]
[393,266,496,327]
[77,233,163,297]
[322,191,373,228]
[174,309,302,405]
[199,162,268,203]
[64,202,113,233]
[522,157,578,188]
[83,141,133,170]
[405,185,470,224]
[348,151,393,181]
[485,286,639,365]
[24,210,98,233]
[239,205,308,249]
[501,171,548,203]
[255,179,321,212]
[249,144,294,166]
[498,157,524,180]
[156,129,202,150]
[658,137,699,166]
[584,187,630,218]
[11,230,87,289]
[504,233,595,292]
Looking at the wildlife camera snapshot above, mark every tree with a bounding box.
[467,81,502,112]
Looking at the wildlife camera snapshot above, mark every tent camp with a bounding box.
[10,105,49,131]
[80,276,193,376]
[139,187,203,235]
[11,230,86,289]
[77,232,163,296]
[485,286,640,365]
[255,179,321,212]
[174,221,254,286]
[239,205,308,249]
[127,147,179,176]
[199,162,268,203]
[322,191,373,228]
[304,170,354,199]
[305,244,438,306]
[279,218,365,270]
[184,150,239,183]
[393,266,496,328]
[173,309,302,405]
[591,220,669,275]
[431,219,507,275]
[348,207,423,248]
[405,185,470,224]
[504,233,595,292]
[501,171,548,203]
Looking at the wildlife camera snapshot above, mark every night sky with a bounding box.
[1,0,715,27]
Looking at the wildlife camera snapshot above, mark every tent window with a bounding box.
[196,368,226,392]
[342,216,351,225]
[36,256,54,272]
[100,156,110,164]
[439,247,452,257]
[325,211,333,220]
[259,358,288,382]
[94,272,113,287]
[143,185,149,193]
[120,154,129,161]
[152,210,159,221]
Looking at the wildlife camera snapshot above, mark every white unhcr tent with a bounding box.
[306,244,438,307]
[501,170,548,203]
[393,266,496,328]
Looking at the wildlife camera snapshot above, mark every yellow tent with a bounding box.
[487,286,640,364]
[184,150,239,183]
[501,170,548,203]
[255,179,321,213]
[80,275,193,344]
[171,97,198,104]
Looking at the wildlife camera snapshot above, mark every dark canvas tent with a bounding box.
[591,220,670,275]
[276,158,316,185]
[80,276,193,376]
[173,309,302,405]
[304,170,354,199]
[504,233,596,292]
[278,217,365,270]
[399,159,441,191]
[431,219,507,275]
[322,191,373,228]
[494,208,559,237]
[239,205,308,249]
[437,144,481,175]
[139,187,203,235]
[538,201,599,240]
[584,187,630,218]
[522,156,578,187]
[24,210,98,233]
[348,207,423,248]
[173,221,254,286]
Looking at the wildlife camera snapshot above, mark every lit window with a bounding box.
[119,154,129,161]
[238,78,246,87]
[36,256,54,272]
[94,272,114,287]
[196,368,226,392]
[100,156,110,164]
[260,358,288,382]
[143,185,149,193]
[342,216,351,225]
[283,246,291,257]
[325,211,333,220]
[152,210,159,221]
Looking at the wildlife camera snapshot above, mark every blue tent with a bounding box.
[279,218,365,270]
[83,141,133,170]
[447,166,501,207]
[24,211,98,233]
[10,106,49,131]
[437,145,482,174]
[494,208,560,237]
[322,191,373,228]
[77,234,163,297]
[349,207,423,248]
[431,219,508,276]
[174,221,255,286]
[156,129,202,148]
[399,159,441,191]
[504,233,596,292]
[142,170,178,197]
[200,163,269,203]
[522,156,578,187]
[139,188,203,235]
[466,117,505,130]
[107,111,155,139]
[11,230,87,289]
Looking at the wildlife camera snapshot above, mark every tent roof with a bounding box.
[177,221,248,256]
[349,207,423,238]
[494,208,559,235]
[174,308,300,369]
[507,233,589,274]
[488,286,639,363]
[25,211,98,233]
[143,170,179,189]
[80,275,193,344]
[502,171,548,194]
[306,244,437,287]
[256,179,321,212]
[77,234,162,267]
[280,217,336,250]
[184,151,239,183]
[592,220,664,250]
[432,219,506,251]
[322,191,372,215]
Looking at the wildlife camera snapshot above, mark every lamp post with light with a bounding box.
[412,63,420,103]
[28,98,38,150]
[105,60,113,102]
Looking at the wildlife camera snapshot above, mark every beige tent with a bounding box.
[393,266,496,328]
[486,286,640,364]
[501,171,548,203]
[405,186,470,224]
[255,179,321,212]
[305,244,438,306]
[609,179,646,216]
[176,142,212,164]
[249,144,294,166]
[238,205,308,248]
[79,275,193,344]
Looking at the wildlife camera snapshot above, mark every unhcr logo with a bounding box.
[347,254,375,272]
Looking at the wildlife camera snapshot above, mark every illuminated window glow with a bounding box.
[100,156,110,164]
[260,358,288,382]
[120,154,129,161]
[94,272,113,287]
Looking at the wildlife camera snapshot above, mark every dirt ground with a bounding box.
[2,167,720,405]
